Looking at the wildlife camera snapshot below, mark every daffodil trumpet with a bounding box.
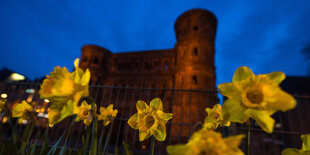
[128,98,173,142]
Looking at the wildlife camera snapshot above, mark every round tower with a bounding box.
[174,9,217,91]
[171,9,218,141]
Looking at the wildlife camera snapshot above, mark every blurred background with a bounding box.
[0,0,310,85]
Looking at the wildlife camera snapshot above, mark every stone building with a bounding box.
[79,9,218,142]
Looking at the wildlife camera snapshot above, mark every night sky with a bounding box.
[1,1,310,85]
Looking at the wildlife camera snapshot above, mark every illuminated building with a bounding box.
[79,9,218,141]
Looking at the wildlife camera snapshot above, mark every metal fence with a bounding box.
[0,81,309,155]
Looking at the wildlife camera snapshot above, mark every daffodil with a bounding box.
[39,58,90,125]
[12,100,33,124]
[282,134,310,155]
[203,104,230,130]
[218,66,296,133]
[75,101,96,126]
[98,104,118,126]
[128,98,173,141]
[167,129,244,155]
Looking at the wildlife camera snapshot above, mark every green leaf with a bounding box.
[83,126,91,155]
[122,142,133,155]
[39,128,49,155]
[20,121,34,155]
[89,118,98,155]
[102,120,113,155]
[60,116,76,155]
[30,130,41,155]
[46,131,65,155]
[46,116,76,155]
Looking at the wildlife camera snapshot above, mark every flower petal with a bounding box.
[81,68,91,86]
[74,58,79,68]
[154,124,166,141]
[218,83,240,101]
[48,99,75,125]
[136,100,148,113]
[150,98,163,111]
[265,90,296,112]
[167,144,189,155]
[139,131,151,141]
[232,66,254,82]
[223,134,245,148]
[222,100,248,123]
[103,120,111,126]
[128,113,138,129]
[282,148,302,155]
[157,111,173,121]
[265,71,285,84]
[112,109,118,117]
[244,109,275,133]
[301,134,310,151]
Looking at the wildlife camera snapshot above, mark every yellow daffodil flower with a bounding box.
[12,100,33,124]
[75,101,96,126]
[0,100,5,112]
[218,66,296,133]
[167,129,244,155]
[98,104,118,126]
[282,134,310,155]
[128,98,173,141]
[39,58,90,125]
[203,104,230,130]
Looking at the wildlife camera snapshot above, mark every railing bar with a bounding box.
[124,85,136,142]
[198,92,201,120]
[132,86,144,150]
[178,86,183,143]
[99,87,106,106]
[158,88,167,153]
[107,86,113,106]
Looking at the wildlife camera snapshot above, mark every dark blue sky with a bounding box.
[1,1,310,85]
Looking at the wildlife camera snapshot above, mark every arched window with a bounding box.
[193,25,198,31]
[93,57,99,64]
[193,47,198,56]
[192,76,198,84]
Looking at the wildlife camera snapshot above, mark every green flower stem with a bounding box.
[20,120,34,154]
[102,119,114,155]
[89,118,98,155]
[60,116,76,155]
[245,119,251,155]
[150,136,155,155]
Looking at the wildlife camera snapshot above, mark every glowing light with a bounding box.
[1,93,7,98]
[43,114,48,118]
[26,89,35,93]
[2,117,8,123]
[10,73,25,81]
[37,113,44,117]
[275,123,282,128]
[44,99,50,103]
[22,120,28,124]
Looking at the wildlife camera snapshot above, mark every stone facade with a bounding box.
[79,9,218,142]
